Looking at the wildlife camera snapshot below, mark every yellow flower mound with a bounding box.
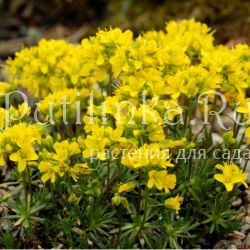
[2,19,250,224]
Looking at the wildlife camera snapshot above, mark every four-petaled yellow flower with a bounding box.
[214,163,248,192]
[38,161,60,183]
[164,194,183,214]
[147,170,176,193]
[10,145,38,172]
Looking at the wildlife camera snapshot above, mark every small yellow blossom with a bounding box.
[147,170,176,193]
[0,81,13,95]
[214,163,248,191]
[9,145,38,172]
[83,125,128,161]
[38,161,60,183]
[118,182,136,193]
[70,163,91,182]
[121,144,173,169]
[164,194,183,214]
[53,140,81,163]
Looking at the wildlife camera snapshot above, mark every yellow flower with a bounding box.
[122,149,149,169]
[38,88,89,125]
[110,47,130,77]
[96,28,133,47]
[83,126,111,160]
[121,144,173,170]
[157,100,183,122]
[38,161,60,183]
[0,81,14,95]
[166,19,213,57]
[53,140,81,162]
[0,123,41,169]
[165,66,221,98]
[47,140,81,177]
[119,105,165,143]
[164,194,183,214]
[7,39,74,97]
[70,163,91,182]
[0,104,30,130]
[83,125,127,161]
[202,45,248,101]
[9,145,38,172]
[147,170,176,193]
[146,144,173,169]
[214,163,248,191]
[237,98,250,114]
[118,182,136,193]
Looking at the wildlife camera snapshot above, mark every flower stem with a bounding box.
[22,170,29,208]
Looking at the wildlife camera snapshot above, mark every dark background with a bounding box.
[0,0,249,59]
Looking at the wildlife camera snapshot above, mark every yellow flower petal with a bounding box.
[18,159,26,172]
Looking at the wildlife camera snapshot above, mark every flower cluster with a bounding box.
[37,88,89,125]
[0,123,41,171]
[39,139,91,183]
